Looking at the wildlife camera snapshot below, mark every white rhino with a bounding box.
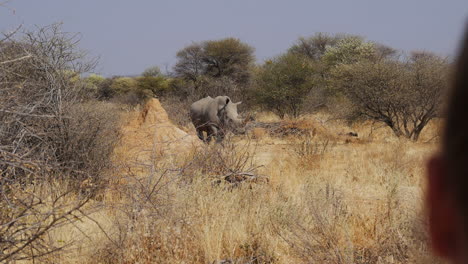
[190,96,245,143]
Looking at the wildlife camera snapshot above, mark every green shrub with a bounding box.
[252,53,318,118]
[136,75,170,97]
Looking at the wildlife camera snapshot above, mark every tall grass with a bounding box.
[29,109,442,264]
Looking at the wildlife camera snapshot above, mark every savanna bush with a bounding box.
[252,53,318,118]
[97,73,172,105]
[330,53,448,140]
[160,96,192,127]
[0,23,121,262]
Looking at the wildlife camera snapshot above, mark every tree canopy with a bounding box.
[330,52,448,140]
[253,53,317,118]
[173,38,255,98]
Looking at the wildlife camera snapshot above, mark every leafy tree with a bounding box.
[323,36,376,66]
[330,52,448,140]
[374,43,398,60]
[289,33,394,63]
[253,53,317,118]
[86,73,105,85]
[136,75,170,97]
[142,66,161,77]
[173,38,255,98]
[289,33,343,61]
[167,77,192,98]
[403,52,448,138]
[110,77,138,94]
[174,43,204,82]
[84,73,106,93]
[96,78,115,99]
[202,38,254,84]
[100,75,171,102]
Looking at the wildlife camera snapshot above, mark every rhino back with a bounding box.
[190,97,219,126]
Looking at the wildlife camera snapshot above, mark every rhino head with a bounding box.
[217,97,248,135]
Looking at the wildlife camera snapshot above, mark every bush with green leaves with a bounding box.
[110,77,138,94]
[323,36,377,66]
[101,75,171,104]
[289,33,395,67]
[288,32,344,61]
[136,75,170,97]
[253,53,317,118]
[142,66,161,77]
[84,73,106,94]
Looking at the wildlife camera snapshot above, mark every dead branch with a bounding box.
[0,54,31,65]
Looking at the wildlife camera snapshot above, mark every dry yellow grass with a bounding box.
[36,103,444,264]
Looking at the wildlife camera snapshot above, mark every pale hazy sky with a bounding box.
[1,0,467,76]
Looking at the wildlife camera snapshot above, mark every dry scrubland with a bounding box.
[0,25,448,263]
[34,99,442,264]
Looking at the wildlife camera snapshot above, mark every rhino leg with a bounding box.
[196,128,206,142]
[206,125,220,143]
[216,128,226,143]
[201,125,225,144]
[207,126,225,143]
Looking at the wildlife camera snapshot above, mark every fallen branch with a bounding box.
[222,170,269,184]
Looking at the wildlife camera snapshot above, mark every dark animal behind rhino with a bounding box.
[190,96,245,143]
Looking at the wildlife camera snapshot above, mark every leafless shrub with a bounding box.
[294,133,334,169]
[0,23,119,262]
[0,180,92,262]
[62,101,121,182]
[0,22,120,184]
[111,91,143,106]
[160,96,192,128]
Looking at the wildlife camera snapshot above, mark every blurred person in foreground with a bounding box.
[427,27,468,263]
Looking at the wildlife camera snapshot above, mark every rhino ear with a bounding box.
[235,101,242,105]
[218,97,230,111]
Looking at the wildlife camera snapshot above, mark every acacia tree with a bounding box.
[289,34,397,114]
[173,38,254,99]
[142,65,161,77]
[288,33,344,61]
[202,38,254,84]
[174,43,204,82]
[323,36,377,66]
[402,52,448,139]
[331,52,448,140]
[289,33,396,63]
[253,53,317,118]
